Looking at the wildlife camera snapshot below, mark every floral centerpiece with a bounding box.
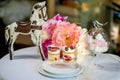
[42,14,88,61]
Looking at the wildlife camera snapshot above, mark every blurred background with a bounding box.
[0,0,120,58]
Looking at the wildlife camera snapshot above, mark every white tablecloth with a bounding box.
[0,47,120,80]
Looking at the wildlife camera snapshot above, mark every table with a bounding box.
[0,46,120,80]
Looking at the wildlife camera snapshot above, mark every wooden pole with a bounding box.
[47,0,55,18]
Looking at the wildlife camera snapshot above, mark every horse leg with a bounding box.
[31,30,46,60]
[8,38,14,60]
[38,37,46,61]
[9,34,18,60]
[31,31,39,53]
[5,27,14,60]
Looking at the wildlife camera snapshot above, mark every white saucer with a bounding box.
[38,61,84,78]
[42,61,81,75]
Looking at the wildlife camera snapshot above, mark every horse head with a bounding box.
[30,1,48,26]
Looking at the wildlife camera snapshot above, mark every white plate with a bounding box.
[41,61,80,75]
[38,63,84,78]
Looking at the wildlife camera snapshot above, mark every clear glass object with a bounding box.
[47,45,60,62]
[87,20,110,68]
[62,46,77,63]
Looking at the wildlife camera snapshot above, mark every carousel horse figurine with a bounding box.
[5,1,48,60]
[88,20,109,53]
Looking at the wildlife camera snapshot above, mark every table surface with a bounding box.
[0,46,120,80]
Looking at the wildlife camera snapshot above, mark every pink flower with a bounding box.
[54,14,68,21]
[42,39,52,58]
[43,14,68,39]
[52,22,82,47]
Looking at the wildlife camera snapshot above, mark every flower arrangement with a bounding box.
[41,16,109,64]
[42,14,86,58]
